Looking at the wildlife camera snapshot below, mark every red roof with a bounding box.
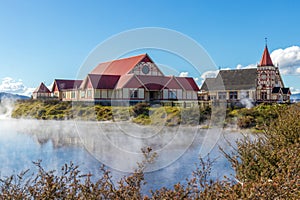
[79,54,200,92]
[115,74,145,89]
[52,79,83,92]
[33,82,51,93]
[164,76,183,90]
[86,74,120,89]
[176,77,199,91]
[90,54,150,76]
[259,45,274,66]
[137,75,170,90]
[135,75,199,91]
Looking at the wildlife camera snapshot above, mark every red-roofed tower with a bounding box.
[259,45,274,66]
[257,41,284,102]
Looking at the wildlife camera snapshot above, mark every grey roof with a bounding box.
[200,68,257,91]
[200,77,224,91]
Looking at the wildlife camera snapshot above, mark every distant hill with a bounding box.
[291,93,300,102]
[0,92,30,100]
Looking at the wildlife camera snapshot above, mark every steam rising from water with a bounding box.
[0,99,228,173]
[0,98,246,190]
[0,98,15,119]
[240,98,254,109]
[0,117,248,191]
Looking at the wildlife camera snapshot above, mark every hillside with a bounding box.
[291,93,300,102]
[0,92,30,100]
[11,99,297,130]
[11,100,210,126]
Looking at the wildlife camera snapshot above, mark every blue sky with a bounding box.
[0,0,300,95]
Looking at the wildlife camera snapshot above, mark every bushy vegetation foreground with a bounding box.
[11,100,211,126]
[3,103,300,199]
[12,99,290,129]
[227,103,289,130]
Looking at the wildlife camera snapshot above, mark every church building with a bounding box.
[200,44,291,103]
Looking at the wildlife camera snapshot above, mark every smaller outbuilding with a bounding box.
[32,82,51,99]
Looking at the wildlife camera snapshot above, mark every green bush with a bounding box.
[219,103,300,199]
[132,102,149,117]
[132,114,151,125]
[234,103,288,130]
[237,115,255,129]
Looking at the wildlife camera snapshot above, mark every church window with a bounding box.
[102,90,107,98]
[209,95,216,100]
[261,92,267,100]
[218,92,226,100]
[71,91,76,99]
[108,90,114,99]
[229,91,238,100]
[80,91,85,98]
[130,89,138,98]
[87,90,92,98]
[241,91,249,99]
[169,89,177,99]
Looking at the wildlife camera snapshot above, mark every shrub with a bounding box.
[234,103,287,130]
[0,147,157,199]
[220,103,300,198]
[237,115,255,129]
[132,102,149,117]
[132,114,151,125]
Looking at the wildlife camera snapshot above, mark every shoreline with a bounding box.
[7,99,292,131]
[1,117,247,135]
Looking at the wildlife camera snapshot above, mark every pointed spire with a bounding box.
[259,43,274,67]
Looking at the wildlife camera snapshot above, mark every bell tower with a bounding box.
[256,40,284,102]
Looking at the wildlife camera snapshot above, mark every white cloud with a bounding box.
[200,46,300,92]
[200,70,218,80]
[200,68,232,85]
[234,46,300,75]
[271,46,300,75]
[235,63,257,69]
[179,72,189,77]
[0,77,35,97]
[290,87,300,94]
[236,64,243,69]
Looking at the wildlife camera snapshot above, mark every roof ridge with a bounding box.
[133,74,149,91]
[90,54,149,76]
[220,68,257,71]
[34,82,50,93]
[99,54,147,64]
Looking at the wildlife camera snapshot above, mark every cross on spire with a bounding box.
[265,37,268,46]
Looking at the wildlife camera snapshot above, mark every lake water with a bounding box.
[0,118,245,192]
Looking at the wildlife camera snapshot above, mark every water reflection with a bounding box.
[0,119,244,191]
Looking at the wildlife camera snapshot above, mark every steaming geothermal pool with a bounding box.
[0,119,245,192]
